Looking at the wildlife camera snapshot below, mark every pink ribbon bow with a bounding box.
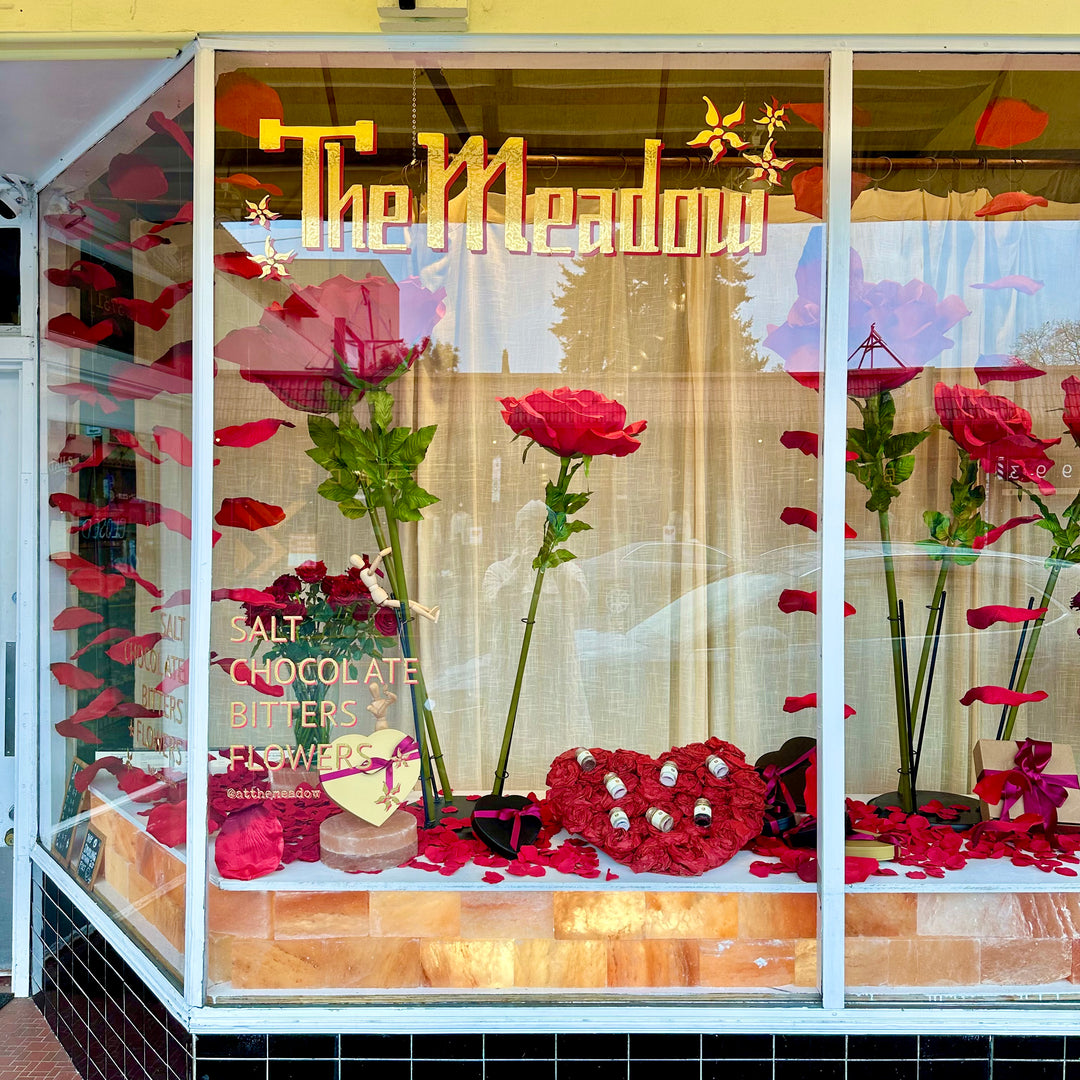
[761,746,816,816]
[472,803,541,848]
[321,735,420,789]
[973,738,1078,830]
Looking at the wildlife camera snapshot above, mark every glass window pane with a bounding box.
[39,64,193,987]
[845,57,1080,997]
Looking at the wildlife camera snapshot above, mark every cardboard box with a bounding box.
[972,739,1080,826]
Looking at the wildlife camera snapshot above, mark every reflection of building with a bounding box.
[6,18,1080,1080]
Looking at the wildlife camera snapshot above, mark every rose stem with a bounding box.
[492,456,570,797]
[364,490,452,800]
[906,559,950,753]
[1001,558,1061,740]
[379,495,439,822]
[878,506,915,813]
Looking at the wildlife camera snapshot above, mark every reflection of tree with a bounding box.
[1015,320,1080,368]
[551,253,764,376]
[425,341,461,374]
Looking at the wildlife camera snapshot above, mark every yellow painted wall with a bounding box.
[0,0,1073,41]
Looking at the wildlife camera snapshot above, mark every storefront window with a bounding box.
[839,58,1080,996]
[204,52,826,997]
[39,64,194,984]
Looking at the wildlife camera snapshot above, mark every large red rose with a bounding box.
[1062,376,1080,449]
[322,573,368,611]
[215,274,446,413]
[498,387,646,458]
[934,382,1059,494]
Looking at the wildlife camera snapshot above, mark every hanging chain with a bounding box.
[410,67,418,167]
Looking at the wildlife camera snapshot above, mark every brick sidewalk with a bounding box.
[0,998,82,1079]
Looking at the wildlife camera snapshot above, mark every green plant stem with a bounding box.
[907,558,951,752]
[381,496,438,812]
[878,507,915,813]
[1001,559,1061,740]
[492,457,571,797]
[363,485,453,800]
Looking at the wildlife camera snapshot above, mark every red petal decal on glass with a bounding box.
[69,686,127,724]
[68,567,128,599]
[71,756,125,792]
[105,234,170,253]
[70,628,131,659]
[147,201,194,235]
[780,430,818,457]
[106,632,163,665]
[49,493,100,518]
[50,552,99,573]
[152,425,192,466]
[974,355,1045,384]
[971,275,1044,295]
[107,297,170,331]
[107,703,162,718]
[151,589,189,612]
[975,98,1049,148]
[46,314,114,349]
[155,281,193,310]
[154,659,190,695]
[211,655,284,697]
[112,429,164,463]
[972,515,1040,550]
[109,341,196,402]
[66,441,110,472]
[215,72,284,139]
[48,381,119,414]
[215,173,284,197]
[210,588,286,606]
[777,589,854,616]
[960,685,1048,706]
[142,800,187,848]
[43,209,96,240]
[215,497,285,531]
[966,605,1048,630]
[146,110,194,159]
[46,260,117,291]
[974,191,1049,218]
[53,718,102,744]
[50,663,104,690]
[790,166,871,219]
[52,607,104,631]
[783,693,854,717]
[214,418,295,448]
[110,563,163,598]
[107,152,169,201]
[214,252,262,279]
[780,506,817,531]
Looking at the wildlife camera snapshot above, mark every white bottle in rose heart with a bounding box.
[659,761,678,787]
[609,807,630,831]
[604,772,627,799]
[645,806,674,833]
[705,754,729,779]
[575,747,597,772]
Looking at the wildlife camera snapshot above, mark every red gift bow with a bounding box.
[973,738,1079,830]
[761,746,817,816]
[473,803,541,848]
[321,735,420,789]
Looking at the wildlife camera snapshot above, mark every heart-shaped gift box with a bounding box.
[318,729,422,826]
[545,737,766,876]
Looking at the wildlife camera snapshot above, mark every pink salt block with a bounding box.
[320,808,417,873]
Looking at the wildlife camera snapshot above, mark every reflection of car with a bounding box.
[575,540,730,633]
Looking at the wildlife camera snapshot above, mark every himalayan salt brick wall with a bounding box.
[86,794,185,971]
[82,802,1080,994]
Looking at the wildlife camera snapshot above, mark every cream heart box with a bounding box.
[318,729,421,826]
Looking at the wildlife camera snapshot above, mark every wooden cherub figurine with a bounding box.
[366,682,397,731]
[349,547,440,623]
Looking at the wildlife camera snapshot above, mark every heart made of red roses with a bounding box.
[544,739,765,875]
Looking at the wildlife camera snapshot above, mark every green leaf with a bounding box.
[337,498,369,520]
[923,510,950,541]
[308,415,338,449]
[305,446,336,469]
[369,390,394,432]
[885,455,916,486]
[884,430,929,458]
[397,425,438,468]
[552,548,577,563]
[395,477,439,514]
[317,473,359,503]
[565,520,592,534]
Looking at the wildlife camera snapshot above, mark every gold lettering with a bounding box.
[577,189,617,257]
[534,188,576,256]
[369,185,412,253]
[619,139,663,255]
[661,189,702,256]
[325,142,366,251]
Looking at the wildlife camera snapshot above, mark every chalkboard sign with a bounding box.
[53,757,88,863]
[74,829,104,889]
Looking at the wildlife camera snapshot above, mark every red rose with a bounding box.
[323,574,366,611]
[295,560,326,583]
[374,607,399,636]
[267,573,301,600]
[934,382,1059,494]
[215,274,446,413]
[1063,376,1080,448]
[498,387,646,458]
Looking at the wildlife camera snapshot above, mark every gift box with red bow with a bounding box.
[972,738,1080,829]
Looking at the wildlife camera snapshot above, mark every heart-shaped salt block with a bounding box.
[318,729,422,827]
[545,738,766,876]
